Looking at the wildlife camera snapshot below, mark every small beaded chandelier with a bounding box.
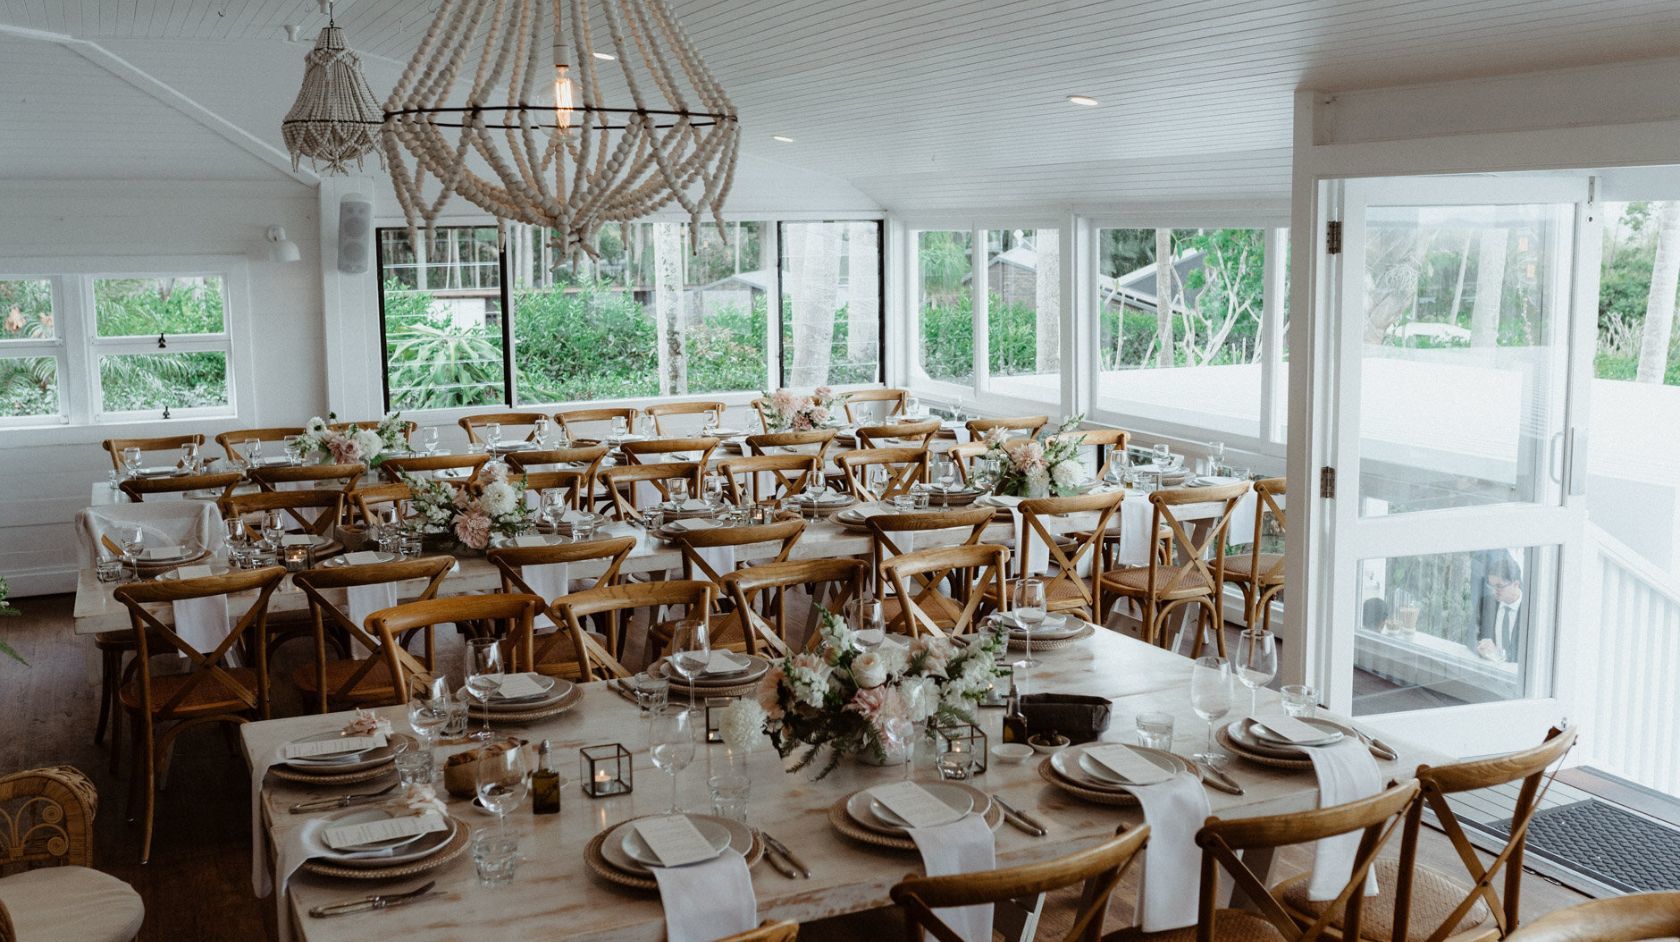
[382,0,740,257]
[281,3,383,174]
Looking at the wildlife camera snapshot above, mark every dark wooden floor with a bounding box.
[0,593,1591,942]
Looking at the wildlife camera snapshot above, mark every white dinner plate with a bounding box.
[847,783,974,833]
[281,733,411,773]
[1077,748,1173,786]
[1247,717,1346,749]
[310,808,456,868]
[1225,717,1359,759]
[1000,612,1080,638]
[619,815,733,869]
[282,730,385,765]
[1050,745,1191,792]
[602,814,752,876]
[658,654,769,687]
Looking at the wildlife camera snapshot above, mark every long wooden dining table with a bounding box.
[243,628,1434,942]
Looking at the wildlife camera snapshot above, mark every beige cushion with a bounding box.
[0,866,144,942]
[1275,858,1494,942]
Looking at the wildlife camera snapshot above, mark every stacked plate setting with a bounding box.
[656,652,770,694]
[1042,743,1196,802]
[459,675,579,716]
[786,489,855,512]
[996,612,1089,645]
[301,806,468,879]
[843,782,986,837]
[596,813,754,879]
[1219,716,1354,766]
[275,731,413,784]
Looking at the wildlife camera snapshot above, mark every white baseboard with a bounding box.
[6,566,76,598]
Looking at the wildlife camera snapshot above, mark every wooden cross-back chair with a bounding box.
[646,400,728,435]
[247,462,364,494]
[1108,781,1420,942]
[601,462,705,520]
[349,482,411,527]
[367,594,546,694]
[1276,727,1579,942]
[506,444,609,513]
[486,537,637,679]
[722,558,868,657]
[213,427,303,462]
[557,581,713,680]
[864,505,996,603]
[841,387,907,424]
[1074,427,1131,482]
[746,428,837,461]
[330,418,418,442]
[661,520,806,658]
[117,470,242,504]
[880,543,1009,639]
[112,566,287,863]
[717,921,800,942]
[719,454,819,506]
[518,469,596,514]
[966,415,1048,442]
[856,417,941,449]
[1221,476,1287,635]
[220,489,345,541]
[290,557,453,713]
[457,411,549,444]
[379,453,490,487]
[1097,480,1251,657]
[993,490,1124,623]
[556,406,638,443]
[836,446,928,502]
[1505,894,1680,942]
[894,825,1149,942]
[621,436,719,469]
[101,434,205,473]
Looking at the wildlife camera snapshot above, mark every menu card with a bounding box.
[281,534,314,547]
[702,651,747,675]
[671,519,720,532]
[175,565,215,580]
[512,535,549,548]
[281,733,386,760]
[1086,745,1174,785]
[676,499,710,512]
[1253,716,1335,745]
[870,782,963,828]
[491,672,547,699]
[324,811,446,851]
[633,815,719,867]
[344,551,384,565]
[145,545,184,559]
[560,509,590,524]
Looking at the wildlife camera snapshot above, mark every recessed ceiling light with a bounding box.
[592,51,616,61]
[772,134,795,143]
[1067,95,1099,107]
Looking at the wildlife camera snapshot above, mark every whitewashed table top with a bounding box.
[242,628,1435,942]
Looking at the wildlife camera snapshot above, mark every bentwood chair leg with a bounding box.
[139,734,157,864]
[95,648,117,745]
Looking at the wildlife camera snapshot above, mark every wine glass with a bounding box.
[466,638,504,740]
[611,416,628,439]
[422,426,441,455]
[668,477,690,506]
[1234,629,1278,718]
[533,416,550,446]
[121,447,142,478]
[704,472,725,510]
[846,595,885,651]
[485,422,503,450]
[649,708,696,814]
[1012,578,1046,669]
[408,692,448,758]
[1151,443,1171,469]
[283,435,304,465]
[118,524,145,573]
[244,438,263,467]
[1189,656,1233,764]
[475,740,530,835]
[260,510,285,548]
[179,441,200,472]
[933,452,957,493]
[667,619,711,716]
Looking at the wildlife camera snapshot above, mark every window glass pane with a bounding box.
[1,280,54,341]
[0,356,59,417]
[781,221,881,386]
[983,228,1060,401]
[1356,205,1566,517]
[1353,545,1556,715]
[99,351,227,412]
[1095,228,1266,436]
[918,230,973,385]
[94,276,224,337]
[379,227,507,410]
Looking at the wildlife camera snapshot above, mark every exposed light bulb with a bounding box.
[772,134,795,143]
[554,64,576,132]
[591,51,616,61]
[1067,95,1100,107]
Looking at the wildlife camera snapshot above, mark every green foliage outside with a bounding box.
[1596,202,1680,385]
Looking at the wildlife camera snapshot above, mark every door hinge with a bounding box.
[1320,466,1337,498]
[1326,220,1343,255]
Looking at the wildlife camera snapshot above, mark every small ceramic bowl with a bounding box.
[1028,734,1070,755]
[989,743,1035,765]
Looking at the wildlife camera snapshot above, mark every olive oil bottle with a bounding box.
[531,740,561,815]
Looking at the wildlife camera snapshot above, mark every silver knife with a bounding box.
[289,782,398,813]
[309,881,437,917]
[990,795,1047,836]
[1357,731,1399,762]
[1195,762,1245,796]
[753,832,799,879]
[760,832,811,878]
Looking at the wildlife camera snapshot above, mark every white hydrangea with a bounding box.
[902,675,940,722]
[720,698,768,753]
[1050,459,1082,489]
[479,481,519,517]
[352,428,385,461]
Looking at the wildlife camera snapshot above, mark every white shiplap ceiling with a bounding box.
[5,0,1680,209]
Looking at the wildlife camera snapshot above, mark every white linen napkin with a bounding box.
[524,562,570,629]
[648,851,758,942]
[172,588,232,659]
[346,583,398,632]
[1303,738,1383,901]
[1115,495,1155,567]
[905,813,997,942]
[1005,507,1051,578]
[694,545,737,578]
[1124,772,1211,931]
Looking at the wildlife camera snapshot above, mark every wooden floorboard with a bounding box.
[1,592,1592,941]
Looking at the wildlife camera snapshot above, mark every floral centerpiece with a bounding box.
[980,415,1088,498]
[761,386,847,432]
[298,411,410,466]
[400,461,533,551]
[724,610,1007,777]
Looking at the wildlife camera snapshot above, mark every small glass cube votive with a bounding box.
[95,557,125,582]
[580,743,632,797]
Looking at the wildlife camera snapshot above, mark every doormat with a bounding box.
[1490,799,1680,893]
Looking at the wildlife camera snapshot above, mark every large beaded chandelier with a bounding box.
[382,0,740,257]
[281,3,384,174]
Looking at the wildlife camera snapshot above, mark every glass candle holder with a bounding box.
[282,543,313,572]
[579,743,632,797]
[932,717,988,775]
[704,696,738,744]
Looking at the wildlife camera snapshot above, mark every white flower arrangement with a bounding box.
[981,414,1088,498]
[400,460,533,550]
[297,411,410,466]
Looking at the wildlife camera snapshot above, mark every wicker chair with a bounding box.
[0,766,143,942]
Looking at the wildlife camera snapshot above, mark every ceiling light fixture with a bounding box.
[282,1,383,173]
[592,51,617,61]
[772,135,795,143]
[383,0,740,259]
[1067,95,1100,107]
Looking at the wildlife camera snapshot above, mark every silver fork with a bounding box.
[289,781,398,813]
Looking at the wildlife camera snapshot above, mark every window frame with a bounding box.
[0,275,69,427]
[87,271,239,422]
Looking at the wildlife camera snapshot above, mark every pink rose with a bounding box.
[808,406,829,425]
[847,684,907,725]
[771,389,796,412]
[813,386,833,402]
[454,510,491,549]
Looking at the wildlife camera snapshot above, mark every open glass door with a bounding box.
[1321,175,1599,756]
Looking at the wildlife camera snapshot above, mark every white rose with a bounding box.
[903,676,940,722]
[479,481,518,517]
[305,416,327,434]
[851,652,888,689]
[1051,460,1081,489]
[352,429,385,461]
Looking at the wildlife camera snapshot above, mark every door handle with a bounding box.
[1548,431,1564,485]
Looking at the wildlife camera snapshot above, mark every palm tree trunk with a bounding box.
[845,223,878,369]
[1154,230,1173,367]
[1034,229,1060,373]
[1638,201,1680,383]
[1470,229,1508,347]
[654,223,687,395]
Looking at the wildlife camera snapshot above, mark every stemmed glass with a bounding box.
[283,435,303,465]
[1234,629,1277,718]
[118,524,145,574]
[485,423,503,451]
[1189,656,1233,764]
[408,690,449,763]
[667,619,711,716]
[704,472,726,510]
[422,426,441,455]
[260,510,285,549]
[610,416,628,440]
[475,740,530,835]
[466,638,504,741]
[121,447,142,478]
[933,452,957,494]
[244,438,263,468]
[649,708,696,814]
[1151,443,1171,469]
[846,595,885,651]
[179,441,200,472]
[224,518,250,567]
[1012,578,1046,669]
[533,416,551,446]
[668,478,690,506]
